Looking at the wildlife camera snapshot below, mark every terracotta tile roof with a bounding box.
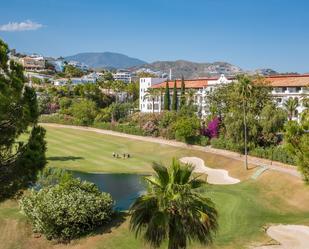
[152,79,208,89]
[264,75,309,87]
[151,75,309,89]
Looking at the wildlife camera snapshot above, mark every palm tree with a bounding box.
[236,75,253,170]
[129,159,218,249]
[284,97,299,121]
[145,88,161,113]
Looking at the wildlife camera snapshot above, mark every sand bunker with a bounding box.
[255,225,309,249]
[180,157,240,185]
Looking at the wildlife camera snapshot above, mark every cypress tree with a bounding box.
[164,80,170,110]
[172,80,178,111]
[180,75,186,108]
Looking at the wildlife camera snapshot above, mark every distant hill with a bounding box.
[65,52,147,69]
[253,68,279,76]
[132,60,244,79]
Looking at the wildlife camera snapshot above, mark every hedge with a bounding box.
[249,146,295,165]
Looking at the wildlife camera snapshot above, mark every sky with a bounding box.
[0,0,309,72]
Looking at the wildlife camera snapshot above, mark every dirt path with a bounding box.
[41,123,301,179]
[180,157,240,184]
[255,225,309,249]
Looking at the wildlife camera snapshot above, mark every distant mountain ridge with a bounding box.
[133,60,244,79]
[64,52,147,69]
[64,52,280,78]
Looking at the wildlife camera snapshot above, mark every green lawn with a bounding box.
[1,125,309,249]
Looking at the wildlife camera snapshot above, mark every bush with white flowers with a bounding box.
[20,177,114,242]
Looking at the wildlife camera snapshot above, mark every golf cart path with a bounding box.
[254,225,309,249]
[180,157,240,184]
[41,123,301,179]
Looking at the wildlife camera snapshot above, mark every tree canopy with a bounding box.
[206,76,286,151]
[0,39,47,201]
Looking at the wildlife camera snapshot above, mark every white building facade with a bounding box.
[113,70,132,83]
[139,74,309,120]
[139,77,166,113]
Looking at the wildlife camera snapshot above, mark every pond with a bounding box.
[72,172,147,211]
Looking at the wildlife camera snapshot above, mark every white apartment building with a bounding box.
[140,74,309,120]
[139,77,166,113]
[113,70,132,83]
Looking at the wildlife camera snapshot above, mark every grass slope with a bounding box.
[1,126,309,249]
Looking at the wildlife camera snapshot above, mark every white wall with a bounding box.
[139,78,165,113]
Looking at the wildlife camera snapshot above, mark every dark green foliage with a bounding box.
[249,146,295,165]
[210,136,243,153]
[93,122,145,136]
[174,116,200,143]
[164,81,170,110]
[39,113,75,125]
[171,80,178,111]
[20,177,114,242]
[207,77,286,152]
[180,75,186,108]
[73,83,115,108]
[70,99,98,125]
[109,102,134,122]
[64,64,84,77]
[0,126,46,200]
[129,159,218,249]
[0,39,47,201]
[284,119,309,183]
[36,167,72,188]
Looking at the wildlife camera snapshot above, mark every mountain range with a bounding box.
[132,60,244,79]
[64,52,280,78]
[64,52,147,69]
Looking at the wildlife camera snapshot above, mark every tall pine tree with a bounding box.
[164,80,170,110]
[172,80,178,111]
[180,75,186,108]
[0,39,47,201]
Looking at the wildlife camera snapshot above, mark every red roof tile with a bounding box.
[264,75,309,87]
[151,75,309,89]
[152,79,208,89]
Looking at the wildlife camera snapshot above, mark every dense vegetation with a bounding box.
[206,75,299,165]
[285,110,309,182]
[20,172,114,242]
[0,40,47,201]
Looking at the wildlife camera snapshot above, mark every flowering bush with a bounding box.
[201,117,220,139]
[20,177,114,242]
[142,120,159,136]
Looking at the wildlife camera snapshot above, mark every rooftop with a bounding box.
[264,74,309,87]
[151,74,309,89]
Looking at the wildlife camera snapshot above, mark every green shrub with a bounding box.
[210,136,243,153]
[197,136,210,146]
[39,114,75,125]
[20,177,114,242]
[70,99,98,126]
[160,126,176,140]
[93,122,145,136]
[36,168,72,188]
[174,116,200,143]
[249,146,295,165]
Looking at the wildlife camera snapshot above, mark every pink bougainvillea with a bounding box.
[201,117,220,139]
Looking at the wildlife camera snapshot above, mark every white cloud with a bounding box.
[0,20,43,32]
